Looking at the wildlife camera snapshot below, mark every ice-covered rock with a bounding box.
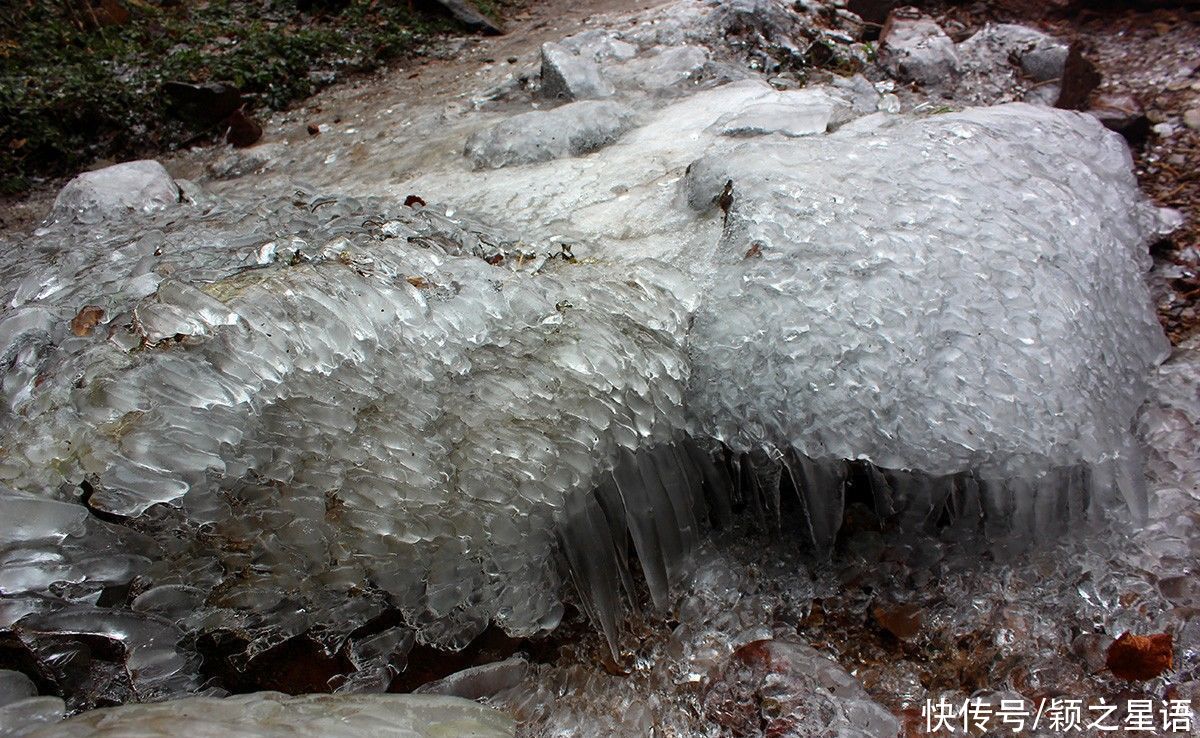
[22,693,514,738]
[464,101,635,169]
[207,143,287,180]
[605,45,710,94]
[710,87,858,137]
[878,13,959,86]
[683,103,1171,524]
[949,23,1071,106]
[49,161,179,223]
[958,24,1069,83]
[0,696,64,738]
[540,43,614,100]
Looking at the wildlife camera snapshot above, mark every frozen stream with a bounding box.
[0,1,1196,736]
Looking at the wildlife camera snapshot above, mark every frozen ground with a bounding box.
[0,1,1196,736]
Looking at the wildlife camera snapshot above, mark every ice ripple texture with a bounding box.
[684,104,1173,520]
[0,100,1175,703]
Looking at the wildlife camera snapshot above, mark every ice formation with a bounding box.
[0,0,1184,732]
[20,693,514,737]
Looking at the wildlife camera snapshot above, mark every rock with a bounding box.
[424,0,504,36]
[606,45,710,94]
[847,0,902,28]
[465,100,635,169]
[1054,43,1101,110]
[50,160,179,222]
[226,109,264,148]
[540,43,615,100]
[1105,632,1173,681]
[1184,107,1200,131]
[0,670,37,707]
[829,74,882,115]
[0,696,65,737]
[878,10,959,86]
[207,143,286,180]
[958,24,1068,83]
[414,657,529,700]
[710,87,861,137]
[1088,93,1150,145]
[704,638,900,737]
[23,693,515,738]
[557,29,637,62]
[163,81,243,127]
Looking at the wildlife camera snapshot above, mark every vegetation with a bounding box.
[0,0,486,194]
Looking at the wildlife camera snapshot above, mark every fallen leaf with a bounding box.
[871,601,923,641]
[1106,632,1172,681]
[70,305,106,337]
[406,276,431,289]
[405,194,426,208]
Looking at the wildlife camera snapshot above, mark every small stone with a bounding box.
[307,123,320,136]
[1088,93,1150,145]
[226,109,264,148]
[1183,108,1200,131]
[1106,632,1173,681]
[1054,43,1100,110]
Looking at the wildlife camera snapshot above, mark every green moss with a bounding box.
[0,0,479,194]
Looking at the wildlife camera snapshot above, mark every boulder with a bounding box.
[50,160,179,223]
[540,43,615,100]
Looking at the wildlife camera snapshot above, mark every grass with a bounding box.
[0,0,494,195]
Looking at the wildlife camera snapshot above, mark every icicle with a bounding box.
[681,437,733,529]
[611,448,672,611]
[781,450,846,553]
[557,492,625,659]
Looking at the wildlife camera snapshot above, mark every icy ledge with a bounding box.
[0,99,1176,702]
[19,693,514,738]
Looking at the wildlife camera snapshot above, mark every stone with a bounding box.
[427,0,504,36]
[606,45,710,93]
[1054,43,1101,110]
[50,160,179,223]
[22,693,515,738]
[709,87,857,137]
[846,0,902,28]
[540,43,615,101]
[958,23,1069,83]
[464,101,636,169]
[226,109,263,148]
[207,143,287,180]
[162,81,242,127]
[1184,107,1200,131]
[1088,93,1151,145]
[878,11,959,86]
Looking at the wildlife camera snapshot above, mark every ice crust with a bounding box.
[22,693,514,738]
[0,0,1180,725]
